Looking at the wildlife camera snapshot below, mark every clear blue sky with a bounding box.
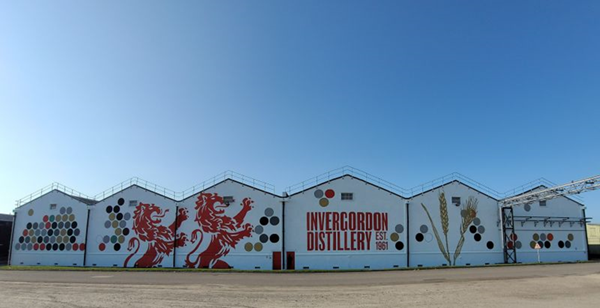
[1,1,599,221]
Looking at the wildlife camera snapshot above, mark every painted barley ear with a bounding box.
[421,203,450,264]
[439,192,450,262]
[453,196,479,265]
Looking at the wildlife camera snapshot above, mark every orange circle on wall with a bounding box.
[547,233,554,241]
[319,198,329,207]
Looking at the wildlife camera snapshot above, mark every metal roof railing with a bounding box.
[15,182,91,208]
[407,172,503,199]
[181,170,276,199]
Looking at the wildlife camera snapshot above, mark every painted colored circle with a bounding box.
[67,207,73,214]
[18,236,24,243]
[416,233,424,242]
[118,235,125,244]
[33,243,39,251]
[325,189,335,198]
[66,243,72,251]
[60,207,66,214]
[35,230,40,236]
[103,235,110,243]
[69,214,75,221]
[259,234,269,243]
[111,235,117,243]
[244,243,253,251]
[27,222,32,229]
[115,228,122,236]
[530,241,536,249]
[114,243,121,251]
[80,243,86,250]
[487,241,494,250]
[112,220,119,228]
[533,233,539,241]
[547,233,554,241]
[473,218,481,226]
[33,222,39,229]
[474,234,482,242]
[50,236,56,243]
[540,233,546,241]
[56,215,61,222]
[60,229,67,236]
[537,241,543,248]
[51,222,57,229]
[119,220,126,228]
[40,243,45,250]
[319,198,329,207]
[52,243,58,251]
[44,236,49,243]
[516,241,522,249]
[478,226,485,234]
[41,229,47,236]
[46,222,51,229]
[510,233,518,241]
[265,208,274,217]
[106,206,113,213]
[29,229,34,236]
[118,198,125,206]
[74,228,81,236]
[420,225,428,233]
[65,221,71,229]
[254,225,264,234]
[43,215,48,222]
[544,241,551,249]
[565,241,571,248]
[27,243,33,250]
[260,217,269,225]
[58,222,64,229]
[314,189,324,198]
[109,213,116,221]
[568,234,574,241]
[124,213,131,221]
[395,224,404,233]
[117,213,123,220]
[73,243,79,251]
[390,233,400,242]
[254,243,263,251]
[113,206,120,214]
[270,216,280,226]
[558,241,565,248]
[25,236,30,243]
[122,228,129,236]
[15,243,20,250]
[507,241,514,249]
[68,236,75,244]
[396,241,404,250]
[469,225,477,234]
[57,236,62,243]
[37,236,43,243]
[270,234,280,243]
[524,204,531,212]
[49,215,55,222]
[59,243,65,251]
[28,209,34,216]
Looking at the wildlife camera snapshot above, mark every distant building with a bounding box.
[587,224,600,259]
[0,213,14,265]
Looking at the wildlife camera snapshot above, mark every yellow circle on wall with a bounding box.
[390,233,399,242]
[244,242,253,252]
[254,243,263,251]
[28,209,34,216]
[319,198,329,207]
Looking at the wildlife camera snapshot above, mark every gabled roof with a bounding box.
[287,174,407,199]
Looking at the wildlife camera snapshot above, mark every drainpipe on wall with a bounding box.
[7,212,17,266]
[83,207,91,267]
[406,200,410,268]
[281,195,287,270]
[583,207,589,261]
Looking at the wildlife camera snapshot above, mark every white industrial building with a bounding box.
[8,167,592,270]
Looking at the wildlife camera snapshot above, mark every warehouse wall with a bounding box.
[10,191,88,266]
[587,224,600,259]
[511,191,588,263]
[408,181,504,267]
[86,186,177,268]
[285,175,407,270]
[175,180,283,270]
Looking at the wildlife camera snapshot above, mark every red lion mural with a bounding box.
[185,193,253,269]
[124,203,188,268]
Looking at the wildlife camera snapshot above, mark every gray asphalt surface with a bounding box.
[1,263,600,307]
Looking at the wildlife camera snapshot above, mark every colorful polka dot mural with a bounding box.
[97,198,132,252]
[16,206,85,252]
[389,224,405,251]
[246,207,281,252]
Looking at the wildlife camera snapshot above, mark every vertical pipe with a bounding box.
[83,207,91,267]
[7,212,17,266]
[406,200,410,268]
[281,199,286,270]
[173,205,179,268]
[583,208,589,261]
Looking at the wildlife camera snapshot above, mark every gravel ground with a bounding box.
[1,263,599,307]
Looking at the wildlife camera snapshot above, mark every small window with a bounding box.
[50,204,57,210]
[223,196,235,205]
[129,200,137,207]
[452,197,461,207]
[341,193,353,201]
[539,200,547,207]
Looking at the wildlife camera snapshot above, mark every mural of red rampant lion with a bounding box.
[124,202,188,268]
[185,193,253,269]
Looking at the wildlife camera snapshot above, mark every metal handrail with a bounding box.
[502,178,584,202]
[15,182,91,208]
[180,170,276,199]
[407,172,503,199]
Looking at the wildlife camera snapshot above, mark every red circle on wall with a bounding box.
[507,241,514,249]
[510,234,518,241]
[325,189,335,198]
[547,233,554,241]
[46,222,51,229]
[33,243,39,251]
[80,243,86,251]
[43,215,48,222]
[22,230,28,236]
[40,243,45,250]
[98,243,105,251]
[73,243,79,251]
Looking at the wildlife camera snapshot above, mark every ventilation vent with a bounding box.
[223,196,235,205]
[303,266,310,270]
[333,266,339,269]
[129,200,137,207]
[452,197,461,207]
[255,266,261,269]
[364,266,370,269]
[393,265,399,268]
[539,200,547,206]
[50,204,57,210]
[341,193,354,201]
